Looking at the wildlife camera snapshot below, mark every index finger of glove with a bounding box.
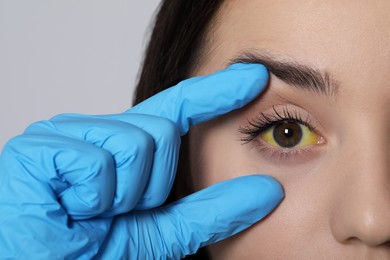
[127,63,269,135]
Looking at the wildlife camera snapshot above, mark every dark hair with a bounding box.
[133,0,225,258]
[133,1,224,104]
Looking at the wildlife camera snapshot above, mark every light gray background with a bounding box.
[0,1,161,150]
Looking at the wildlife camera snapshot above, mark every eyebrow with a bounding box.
[228,50,339,96]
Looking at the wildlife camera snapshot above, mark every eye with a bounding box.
[261,120,319,148]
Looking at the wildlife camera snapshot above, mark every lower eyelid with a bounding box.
[252,138,325,164]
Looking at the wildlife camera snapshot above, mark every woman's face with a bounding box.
[189,0,390,258]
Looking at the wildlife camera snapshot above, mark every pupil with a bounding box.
[284,128,294,138]
[273,121,302,148]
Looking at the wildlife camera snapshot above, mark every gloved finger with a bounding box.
[150,175,283,259]
[25,116,155,217]
[96,175,284,259]
[0,133,116,219]
[102,113,181,210]
[127,63,269,135]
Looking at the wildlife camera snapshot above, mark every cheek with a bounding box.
[208,173,332,259]
[205,158,338,259]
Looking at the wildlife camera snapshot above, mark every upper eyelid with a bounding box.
[247,105,318,131]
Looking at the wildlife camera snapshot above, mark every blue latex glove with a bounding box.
[0,63,284,259]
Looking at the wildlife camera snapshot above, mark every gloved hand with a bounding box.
[0,63,284,259]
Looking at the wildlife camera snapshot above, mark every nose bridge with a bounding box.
[329,116,390,246]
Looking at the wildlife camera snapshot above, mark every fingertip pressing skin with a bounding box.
[152,174,284,258]
[128,63,269,135]
[98,174,284,259]
[198,174,284,235]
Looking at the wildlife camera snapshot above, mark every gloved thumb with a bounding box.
[105,175,284,259]
[157,174,283,258]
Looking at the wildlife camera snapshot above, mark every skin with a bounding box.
[189,0,390,258]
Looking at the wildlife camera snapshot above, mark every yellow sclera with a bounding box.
[261,123,319,148]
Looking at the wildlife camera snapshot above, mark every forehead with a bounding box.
[203,0,390,103]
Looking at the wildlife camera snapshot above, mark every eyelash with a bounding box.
[239,106,321,160]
